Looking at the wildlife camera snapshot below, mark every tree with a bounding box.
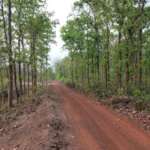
[0,0,56,108]
[59,0,150,98]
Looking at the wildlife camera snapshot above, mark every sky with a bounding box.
[47,0,76,67]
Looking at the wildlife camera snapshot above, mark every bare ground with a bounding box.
[0,87,73,150]
[52,81,150,150]
[0,81,150,150]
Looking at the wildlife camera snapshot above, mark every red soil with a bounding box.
[0,81,149,150]
[52,81,150,150]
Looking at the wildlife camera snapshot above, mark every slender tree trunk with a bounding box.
[8,0,13,107]
[91,54,94,82]
[17,0,23,96]
[105,61,108,89]
[95,39,100,81]
[138,0,145,87]
[138,0,144,88]
[87,52,90,86]
[71,54,74,85]
[27,64,30,96]
[31,34,37,94]
[18,37,23,95]
[20,35,26,94]
[107,25,110,84]
[139,28,143,87]
[46,57,48,87]
[126,44,130,93]
[40,62,43,87]
[105,25,110,89]
[118,28,122,89]
[0,68,4,107]
[13,60,19,103]
[23,63,26,93]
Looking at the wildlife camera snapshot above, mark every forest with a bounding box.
[56,0,150,103]
[0,0,150,149]
[0,0,56,109]
[0,0,149,110]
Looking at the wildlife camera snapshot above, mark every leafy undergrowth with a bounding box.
[100,96,150,132]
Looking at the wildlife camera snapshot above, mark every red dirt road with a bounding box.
[52,81,150,150]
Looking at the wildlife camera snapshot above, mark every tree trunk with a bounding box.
[105,24,110,89]
[27,64,30,96]
[8,0,13,107]
[138,0,145,88]
[71,53,74,85]
[118,29,122,89]
[139,29,143,87]
[126,44,130,93]
[18,37,23,95]
[20,35,26,94]
[13,61,19,103]
[23,63,26,93]
[31,34,37,94]
[46,57,48,87]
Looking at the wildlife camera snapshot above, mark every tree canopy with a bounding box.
[0,0,56,107]
[58,0,150,99]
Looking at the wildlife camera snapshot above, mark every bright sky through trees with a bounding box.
[47,0,75,67]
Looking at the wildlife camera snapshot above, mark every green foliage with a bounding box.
[133,89,142,98]
[0,0,56,107]
[56,0,150,105]
[117,88,125,96]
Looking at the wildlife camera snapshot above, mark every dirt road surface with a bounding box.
[0,88,72,150]
[52,81,150,150]
[0,81,150,150]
